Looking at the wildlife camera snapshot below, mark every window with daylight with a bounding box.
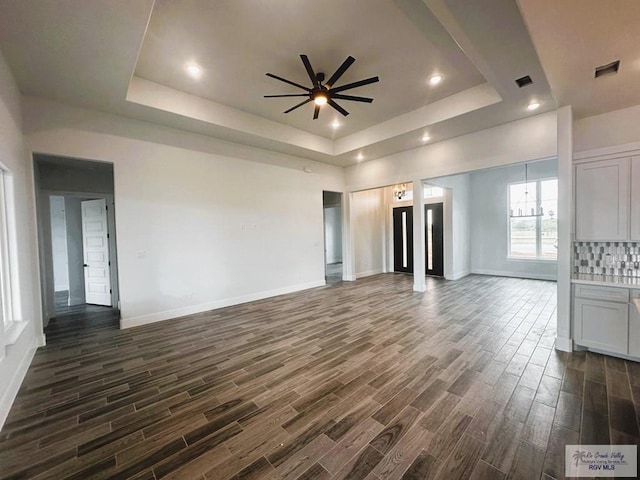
[508,178,558,260]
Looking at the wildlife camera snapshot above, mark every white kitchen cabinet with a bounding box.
[629,290,640,357]
[575,157,629,241]
[574,298,629,355]
[573,285,629,355]
[630,156,640,240]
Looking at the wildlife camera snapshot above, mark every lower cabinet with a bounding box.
[573,285,630,356]
[573,298,629,355]
[629,290,640,357]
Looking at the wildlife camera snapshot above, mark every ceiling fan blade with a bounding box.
[331,93,373,103]
[325,56,355,88]
[284,98,312,114]
[300,55,319,88]
[330,76,379,93]
[313,104,320,120]
[328,99,349,117]
[264,94,310,98]
[266,73,310,92]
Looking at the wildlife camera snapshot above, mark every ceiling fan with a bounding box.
[264,55,379,120]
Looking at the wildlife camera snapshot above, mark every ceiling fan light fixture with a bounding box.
[313,93,328,106]
[265,55,379,119]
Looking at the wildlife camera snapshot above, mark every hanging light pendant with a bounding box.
[510,163,544,218]
[393,183,407,200]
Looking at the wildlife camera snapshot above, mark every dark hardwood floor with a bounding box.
[1,274,638,479]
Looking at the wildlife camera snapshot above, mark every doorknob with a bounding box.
[83,264,88,267]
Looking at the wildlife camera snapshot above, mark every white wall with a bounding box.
[0,51,41,429]
[346,111,557,191]
[49,195,69,292]
[65,197,89,305]
[352,188,385,277]
[324,206,342,264]
[427,174,471,280]
[575,104,640,154]
[22,97,345,328]
[469,159,558,280]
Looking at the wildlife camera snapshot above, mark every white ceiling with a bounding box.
[518,0,640,118]
[0,0,633,167]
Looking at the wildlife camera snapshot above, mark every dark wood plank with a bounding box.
[542,424,579,480]
[554,391,582,432]
[369,406,421,455]
[371,388,418,426]
[401,450,440,480]
[333,445,384,480]
[508,440,545,480]
[434,433,484,479]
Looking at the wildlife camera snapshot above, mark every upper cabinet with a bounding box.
[575,157,630,241]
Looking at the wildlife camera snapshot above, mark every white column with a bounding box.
[412,179,426,292]
[342,191,356,281]
[556,106,573,352]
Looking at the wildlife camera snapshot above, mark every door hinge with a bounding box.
[107,233,110,239]
[110,289,112,294]
[108,261,111,266]
[105,205,108,211]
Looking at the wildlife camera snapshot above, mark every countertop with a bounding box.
[571,274,640,288]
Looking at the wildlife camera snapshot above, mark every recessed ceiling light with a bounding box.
[421,134,431,142]
[356,153,364,161]
[429,75,443,86]
[185,62,202,79]
[527,101,540,111]
[331,120,340,129]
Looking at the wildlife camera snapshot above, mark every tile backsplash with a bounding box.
[574,242,640,277]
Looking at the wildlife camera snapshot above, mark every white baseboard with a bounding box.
[554,336,573,352]
[355,269,383,279]
[0,337,38,430]
[447,270,471,281]
[343,274,356,281]
[471,268,557,281]
[120,280,326,329]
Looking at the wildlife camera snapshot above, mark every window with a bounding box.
[392,184,444,202]
[509,178,557,260]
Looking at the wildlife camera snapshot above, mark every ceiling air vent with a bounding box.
[595,60,620,78]
[515,75,533,88]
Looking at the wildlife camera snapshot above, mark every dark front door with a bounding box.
[425,203,444,276]
[393,206,413,273]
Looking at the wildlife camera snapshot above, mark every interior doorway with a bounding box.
[34,155,120,331]
[323,191,343,284]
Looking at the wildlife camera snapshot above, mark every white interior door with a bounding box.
[82,198,111,306]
